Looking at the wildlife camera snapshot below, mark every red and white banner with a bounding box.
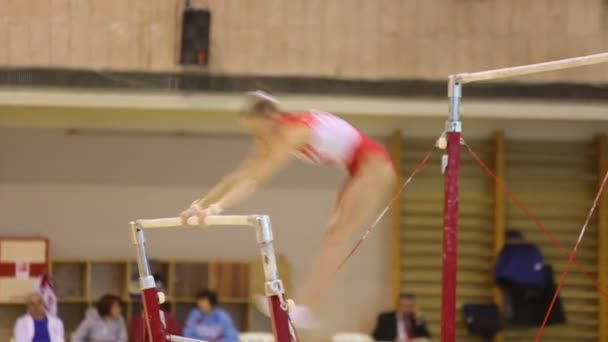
[15,260,31,280]
[0,238,49,302]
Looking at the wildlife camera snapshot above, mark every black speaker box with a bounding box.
[179,8,211,65]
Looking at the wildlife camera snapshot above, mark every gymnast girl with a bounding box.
[180,90,397,327]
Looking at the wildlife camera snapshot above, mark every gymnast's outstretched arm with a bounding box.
[211,141,293,211]
[183,125,310,222]
[192,143,268,209]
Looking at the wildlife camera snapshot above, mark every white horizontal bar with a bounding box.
[136,215,252,229]
[169,336,208,342]
[456,52,608,84]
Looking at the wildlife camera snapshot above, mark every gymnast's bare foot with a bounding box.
[254,294,271,316]
[254,294,320,329]
[289,305,321,329]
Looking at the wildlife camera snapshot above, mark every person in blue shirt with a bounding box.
[183,289,239,342]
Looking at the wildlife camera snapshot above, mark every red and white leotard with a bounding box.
[280,110,392,175]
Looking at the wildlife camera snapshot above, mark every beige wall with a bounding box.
[1,0,607,82]
[0,127,393,336]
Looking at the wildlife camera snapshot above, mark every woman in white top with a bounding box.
[14,293,65,342]
[180,91,397,327]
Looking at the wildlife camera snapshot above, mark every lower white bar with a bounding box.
[170,336,208,342]
[137,215,252,228]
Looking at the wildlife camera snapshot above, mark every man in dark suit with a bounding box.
[372,293,431,341]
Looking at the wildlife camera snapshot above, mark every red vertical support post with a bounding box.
[441,130,460,342]
[142,287,166,342]
[441,76,462,342]
[268,295,296,342]
[254,215,299,342]
[130,223,168,342]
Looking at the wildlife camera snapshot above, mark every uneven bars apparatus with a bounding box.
[129,215,298,342]
[441,52,608,342]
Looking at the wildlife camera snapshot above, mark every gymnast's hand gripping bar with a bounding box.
[135,215,254,229]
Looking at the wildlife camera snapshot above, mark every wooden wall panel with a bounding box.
[153,0,179,70]
[210,262,249,299]
[391,130,403,304]
[28,0,51,66]
[50,0,71,66]
[172,263,210,299]
[0,0,9,65]
[69,0,92,68]
[399,138,494,341]
[89,1,115,69]
[504,140,598,342]
[1,0,607,83]
[598,135,608,342]
[7,0,31,66]
[107,0,133,70]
